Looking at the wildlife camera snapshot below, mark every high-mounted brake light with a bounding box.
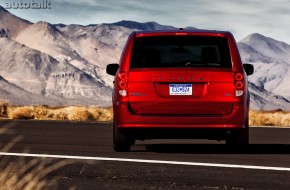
[234,72,245,97]
[175,33,187,36]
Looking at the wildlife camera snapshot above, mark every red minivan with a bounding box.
[107,30,254,151]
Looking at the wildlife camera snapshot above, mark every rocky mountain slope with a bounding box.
[0,74,61,106]
[238,33,290,110]
[0,34,111,106]
[0,5,31,38]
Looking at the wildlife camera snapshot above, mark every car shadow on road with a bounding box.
[145,144,290,154]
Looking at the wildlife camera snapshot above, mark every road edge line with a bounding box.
[1,152,290,172]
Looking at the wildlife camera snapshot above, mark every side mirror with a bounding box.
[106,63,119,76]
[243,63,254,76]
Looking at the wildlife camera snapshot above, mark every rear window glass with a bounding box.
[130,36,232,68]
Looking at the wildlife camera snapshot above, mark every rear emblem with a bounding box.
[130,92,147,96]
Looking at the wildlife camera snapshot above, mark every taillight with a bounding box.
[235,73,244,81]
[235,81,244,89]
[117,71,128,98]
[234,72,244,97]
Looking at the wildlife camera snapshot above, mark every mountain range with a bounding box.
[0,6,290,110]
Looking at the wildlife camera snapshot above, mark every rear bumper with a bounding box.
[118,128,246,140]
[114,101,247,129]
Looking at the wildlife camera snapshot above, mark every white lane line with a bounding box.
[1,152,290,172]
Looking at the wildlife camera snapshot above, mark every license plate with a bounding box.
[170,84,192,95]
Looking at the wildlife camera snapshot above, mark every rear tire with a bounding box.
[226,117,249,145]
[113,122,133,152]
[226,128,249,145]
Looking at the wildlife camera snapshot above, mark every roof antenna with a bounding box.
[179,28,184,30]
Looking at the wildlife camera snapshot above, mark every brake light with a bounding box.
[117,71,128,98]
[175,32,187,36]
[234,72,244,97]
[235,81,244,89]
[235,73,244,81]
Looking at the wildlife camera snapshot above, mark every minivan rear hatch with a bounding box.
[128,35,234,115]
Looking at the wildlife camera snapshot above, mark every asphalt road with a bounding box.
[1,120,290,189]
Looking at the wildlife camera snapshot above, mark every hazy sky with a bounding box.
[1,0,290,43]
